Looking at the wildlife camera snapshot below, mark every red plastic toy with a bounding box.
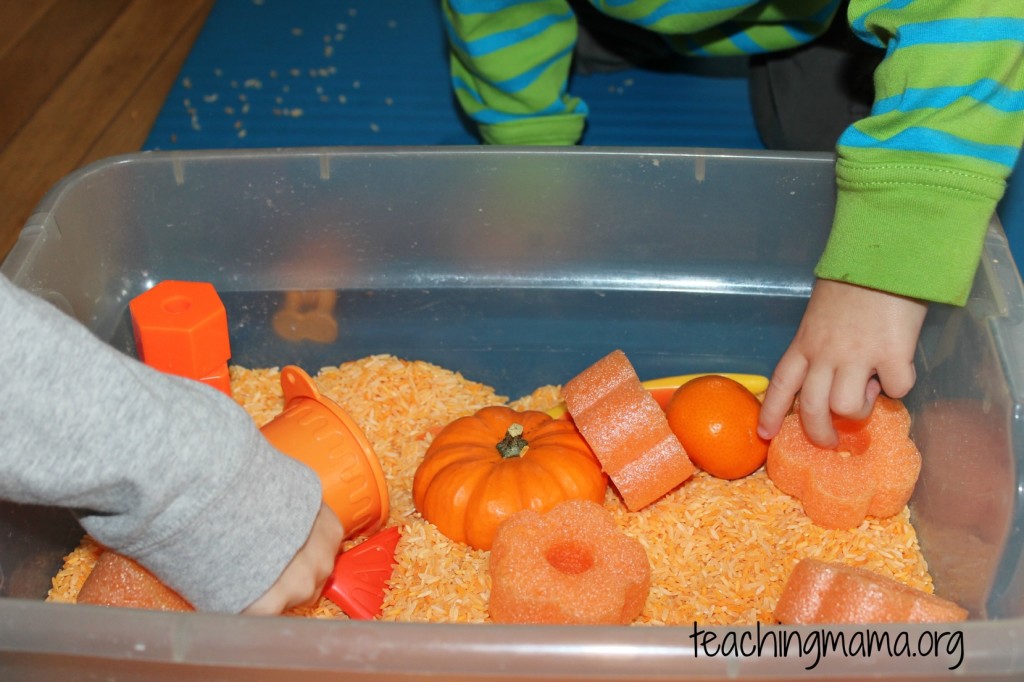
[128,280,232,396]
[322,526,401,620]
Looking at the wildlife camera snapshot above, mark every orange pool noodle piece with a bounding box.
[766,395,922,529]
[774,559,968,624]
[488,499,651,624]
[562,350,696,510]
[77,551,194,612]
[129,280,232,396]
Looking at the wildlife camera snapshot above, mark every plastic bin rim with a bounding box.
[28,144,838,211]
[0,597,1019,678]
[81,144,839,166]
[3,145,837,279]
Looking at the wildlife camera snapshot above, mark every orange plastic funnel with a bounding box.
[323,526,401,620]
[260,366,389,540]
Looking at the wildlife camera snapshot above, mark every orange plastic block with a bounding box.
[77,551,193,612]
[774,559,968,624]
[489,500,650,624]
[129,280,232,395]
[766,395,921,529]
[323,526,401,620]
[198,361,232,396]
[562,350,696,511]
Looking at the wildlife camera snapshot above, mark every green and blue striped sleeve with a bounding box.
[817,0,1024,305]
[442,0,837,144]
[442,0,586,145]
[660,0,839,56]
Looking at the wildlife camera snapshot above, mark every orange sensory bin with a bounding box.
[562,350,696,511]
[774,559,968,624]
[766,395,922,529]
[129,280,233,396]
[488,499,651,625]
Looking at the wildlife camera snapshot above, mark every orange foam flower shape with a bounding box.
[488,499,651,625]
[766,396,922,529]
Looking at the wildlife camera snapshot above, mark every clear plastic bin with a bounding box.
[2,148,1022,680]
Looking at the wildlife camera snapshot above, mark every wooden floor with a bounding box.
[0,0,215,262]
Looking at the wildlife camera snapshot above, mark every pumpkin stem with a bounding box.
[496,423,529,458]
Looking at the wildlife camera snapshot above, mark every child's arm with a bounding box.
[761,2,1022,445]
[243,502,342,614]
[815,1,1023,307]
[757,279,926,446]
[0,274,335,613]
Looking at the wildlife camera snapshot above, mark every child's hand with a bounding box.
[243,502,343,615]
[757,279,927,447]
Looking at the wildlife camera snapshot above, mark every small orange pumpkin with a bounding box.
[413,406,608,550]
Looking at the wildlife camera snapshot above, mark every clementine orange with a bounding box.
[665,375,768,480]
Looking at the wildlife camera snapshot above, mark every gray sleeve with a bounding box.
[0,274,323,613]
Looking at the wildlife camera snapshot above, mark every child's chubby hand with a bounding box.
[757,279,928,448]
[243,502,344,615]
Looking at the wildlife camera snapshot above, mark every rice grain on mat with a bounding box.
[48,355,934,624]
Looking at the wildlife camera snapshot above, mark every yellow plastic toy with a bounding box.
[545,372,769,419]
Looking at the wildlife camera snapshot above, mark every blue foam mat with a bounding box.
[144,0,762,150]
[146,0,1022,260]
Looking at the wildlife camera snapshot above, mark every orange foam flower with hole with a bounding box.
[488,499,651,624]
[766,395,922,529]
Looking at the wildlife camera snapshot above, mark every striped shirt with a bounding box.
[443,0,1024,305]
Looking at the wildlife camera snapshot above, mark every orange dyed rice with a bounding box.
[47,355,934,625]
